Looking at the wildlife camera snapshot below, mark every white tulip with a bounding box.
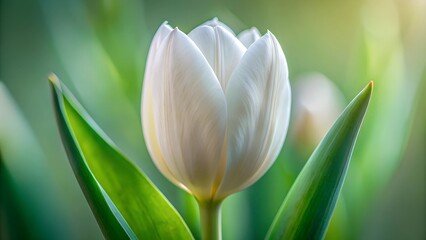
[141,19,291,203]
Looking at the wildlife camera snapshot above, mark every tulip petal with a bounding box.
[189,25,246,91]
[217,32,291,198]
[142,23,186,188]
[149,28,227,200]
[238,27,261,48]
[203,17,236,35]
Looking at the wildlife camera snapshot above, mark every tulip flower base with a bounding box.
[50,19,372,240]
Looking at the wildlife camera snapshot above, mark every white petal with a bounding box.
[150,28,227,200]
[189,25,246,91]
[203,17,236,35]
[142,23,185,188]
[217,32,291,198]
[238,27,261,48]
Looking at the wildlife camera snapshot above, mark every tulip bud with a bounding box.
[141,19,291,202]
[293,73,346,153]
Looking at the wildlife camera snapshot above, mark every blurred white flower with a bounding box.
[142,19,291,201]
[293,73,346,151]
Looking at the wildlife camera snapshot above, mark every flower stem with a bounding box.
[198,200,223,240]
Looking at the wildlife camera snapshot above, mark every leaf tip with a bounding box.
[366,80,374,95]
[359,81,373,103]
[48,73,61,88]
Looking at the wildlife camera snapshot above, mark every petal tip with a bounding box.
[251,27,260,34]
[170,27,181,37]
[159,21,173,31]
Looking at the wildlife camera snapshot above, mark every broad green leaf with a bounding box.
[266,82,373,240]
[49,75,193,240]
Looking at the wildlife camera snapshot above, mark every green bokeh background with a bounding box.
[1,0,425,239]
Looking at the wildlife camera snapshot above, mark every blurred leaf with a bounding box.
[0,82,72,239]
[49,75,193,240]
[222,192,251,240]
[266,82,373,240]
[0,157,32,240]
[39,0,150,170]
[83,0,149,101]
[180,191,201,239]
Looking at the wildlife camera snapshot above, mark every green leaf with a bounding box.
[49,74,193,240]
[266,82,373,240]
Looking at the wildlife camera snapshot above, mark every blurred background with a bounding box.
[1,0,425,239]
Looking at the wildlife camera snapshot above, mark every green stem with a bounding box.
[198,200,223,240]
